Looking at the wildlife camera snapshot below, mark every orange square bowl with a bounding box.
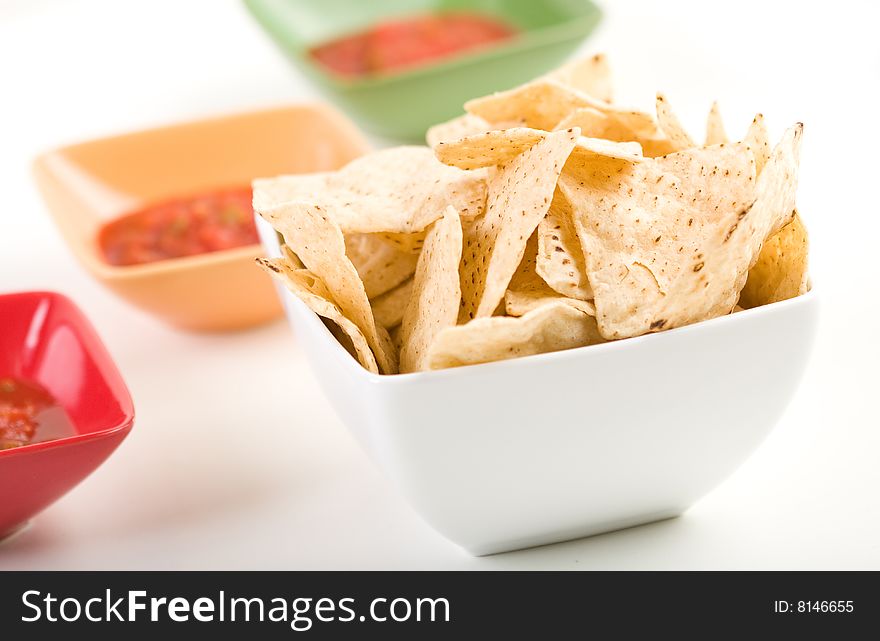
[32,105,370,332]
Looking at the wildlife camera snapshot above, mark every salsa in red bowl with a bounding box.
[98,186,259,267]
[0,377,76,450]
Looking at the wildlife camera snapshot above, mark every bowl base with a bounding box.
[464,508,683,556]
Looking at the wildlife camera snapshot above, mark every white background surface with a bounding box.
[0,0,878,570]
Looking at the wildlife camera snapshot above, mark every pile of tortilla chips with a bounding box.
[256,54,810,374]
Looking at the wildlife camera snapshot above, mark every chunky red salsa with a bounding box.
[309,13,517,77]
[0,377,76,450]
[98,187,258,266]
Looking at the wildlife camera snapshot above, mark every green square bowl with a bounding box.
[243,0,602,141]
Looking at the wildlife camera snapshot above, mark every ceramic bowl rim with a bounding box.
[281,279,818,387]
[32,103,370,282]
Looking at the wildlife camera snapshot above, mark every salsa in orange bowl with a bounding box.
[98,186,258,267]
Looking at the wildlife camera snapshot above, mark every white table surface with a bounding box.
[1,0,878,570]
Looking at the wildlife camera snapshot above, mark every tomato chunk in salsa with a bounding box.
[309,13,517,77]
[0,377,76,450]
[98,187,258,267]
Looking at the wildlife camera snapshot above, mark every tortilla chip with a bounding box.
[606,108,672,142]
[399,207,463,373]
[427,302,603,369]
[466,75,678,157]
[390,324,404,354]
[544,53,613,103]
[658,144,755,212]
[506,234,596,316]
[371,278,414,329]
[705,101,729,146]
[655,93,695,152]
[731,124,804,278]
[436,127,640,172]
[257,147,486,235]
[435,128,547,170]
[259,202,397,374]
[459,128,579,321]
[281,243,304,268]
[556,108,676,158]
[634,127,802,330]
[569,137,644,164]
[465,79,603,131]
[505,288,596,317]
[375,231,428,254]
[345,233,419,298]
[561,142,758,339]
[257,259,380,374]
[739,211,809,308]
[743,113,771,176]
[375,323,398,370]
[536,189,592,300]
[554,107,611,136]
[427,113,493,147]
[252,172,330,212]
[427,114,528,148]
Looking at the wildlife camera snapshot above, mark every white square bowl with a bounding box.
[258,217,819,555]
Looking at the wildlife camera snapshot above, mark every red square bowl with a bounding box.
[0,291,134,539]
